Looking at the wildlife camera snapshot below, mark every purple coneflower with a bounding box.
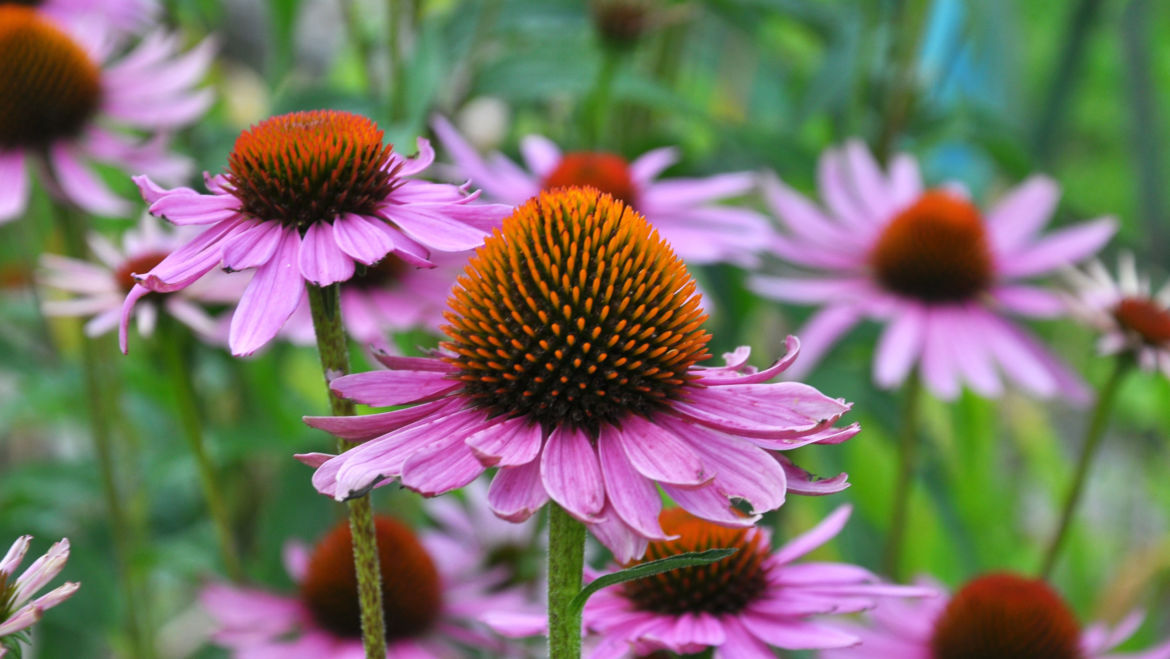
[300,187,857,561]
[821,572,1170,659]
[751,140,1116,401]
[432,115,774,267]
[0,536,79,653]
[22,0,157,35]
[39,214,242,343]
[120,110,511,356]
[201,513,533,657]
[584,506,932,658]
[0,6,211,222]
[1065,253,1170,377]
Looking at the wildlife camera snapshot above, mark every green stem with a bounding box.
[52,202,153,659]
[547,504,586,659]
[874,0,930,163]
[1039,357,1129,578]
[582,48,621,148]
[306,284,387,659]
[1032,0,1106,164]
[882,372,921,580]
[385,0,407,122]
[156,319,244,581]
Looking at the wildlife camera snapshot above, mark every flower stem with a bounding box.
[582,48,621,148]
[547,503,586,659]
[155,318,243,582]
[882,371,921,580]
[306,283,387,659]
[1039,357,1129,579]
[52,202,153,658]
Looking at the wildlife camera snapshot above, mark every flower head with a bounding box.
[751,140,1116,402]
[821,572,1170,659]
[0,5,212,222]
[1065,253,1170,377]
[121,110,511,356]
[432,115,774,267]
[300,187,856,561]
[39,214,242,343]
[201,513,532,657]
[585,506,933,658]
[0,536,79,648]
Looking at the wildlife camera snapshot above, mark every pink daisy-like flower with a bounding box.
[120,110,512,357]
[0,6,212,223]
[300,188,858,562]
[24,0,158,35]
[0,536,80,653]
[584,505,933,659]
[432,115,774,267]
[201,513,533,658]
[750,140,1117,401]
[39,214,243,343]
[281,251,468,349]
[1065,253,1170,377]
[821,572,1170,659]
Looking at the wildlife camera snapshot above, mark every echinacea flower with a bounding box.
[201,513,533,657]
[584,505,933,659]
[0,6,212,222]
[300,187,857,561]
[0,536,79,652]
[1065,253,1170,377]
[281,251,468,349]
[432,115,774,267]
[39,214,243,343]
[751,140,1116,401]
[22,0,157,35]
[120,110,512,356]
[821,572,1170,659]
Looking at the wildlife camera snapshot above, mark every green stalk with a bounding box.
[340,0,382,104]
[874,0,930,163]
[52,202,153,658]
[547,504,587,659]
[306,283,387,659]
[1039,357,1130,578]
[882,372,921,580]
[582,48,622,148]
[155,318,243,581]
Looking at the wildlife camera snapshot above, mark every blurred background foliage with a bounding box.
[2,0,1169,655]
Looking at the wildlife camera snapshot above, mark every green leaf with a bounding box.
[568,548,736,615]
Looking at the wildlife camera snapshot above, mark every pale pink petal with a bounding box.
[382,206,488,252]
[400,434,485,496]
[997,217,1117,279]
[0,151,29,222]
[464,416,543,467]
[843,139,895,220]
[738,614,860,650]
[640,172,755,208]
[303,398,454,442]
[919,307,960,400]
[329,369,461,407]
[541,426,606,522]
[519,134,562,176]
[221,220,281,271]
[597,425,668,540]
[613,416,709,485]
[784,304,865,379]
[298,220,356,286]
[944,305,1002,397]
[49,143,131,217]
[228,227,304,356]
[395,137,436,178]
[431,115,526,200]
[0,536,30,578]
[332,213,397,265]
[993,284,1067,318]
[886,153,923,210]
[488,459,549,522]
[986,175,1060,251]
[772,504,851,565]
[629,146,679,182]
[873,304,926,388]
[762,172,859,250]
[748,276,867,304]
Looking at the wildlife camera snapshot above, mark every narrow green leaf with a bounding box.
[568,548,736,615]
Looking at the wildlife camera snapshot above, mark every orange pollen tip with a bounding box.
[929,573,1083,659]
[621,508,769,616]
[1114,297,1170,346]
[542,152,638,209]
[441,187,710,435]
[224,110,397,229]
[0,6,101,150]
[300,515,442,642]
[869,190,993,303]
[113,252,169,294]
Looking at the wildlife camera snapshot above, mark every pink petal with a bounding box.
[221,220,281,271]
[987,176,1060,251]
[588,503,649,564]
[873,304,926,389]
[613,416,709,485]
[382,205,488,252]
[400,434,485,496]
[993,284,1067,318]
[629,146,679,182]
[738,614,860,650]
[597,425,668,540]
[772,504,851,565]
[717,616,778,659]
[945,305,1003,397]
[228,227,304,356]
[0,151,29,222]
[694,337,800,385]
[464,416,543,467]
[49,143,131,217]
[333,213,397,265]
[843,139,896,220]
[662,482,758,528]
[762,173,860,250]
[997,217,1117,279]
[784,304,865,379]
[673,383,849,438]
[298,220,356,286]
[887,153,923,210]
[488,460,549,522]
[396,137,436,178]
[661,417,787,514]
[303,398,454,442]
[519,134,561,176]
[919,307,960,400]
[329,369,461,407]
[540,426,605,522]
[776,455,850,495]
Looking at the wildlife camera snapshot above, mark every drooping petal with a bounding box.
[613,415,709,486]
[488,459,549,522]
[464,416,543,467]
[228,227,304,356]
[597,425,669,540]
[329,369,461,407]
[298,220,356,286]
[540,426,606,522]
[986,175,1060,251]
[0,151,29,222]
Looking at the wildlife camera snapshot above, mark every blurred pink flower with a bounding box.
[121,110,511,356]
[1065,253,1170,377]
[299,189,857,562]
[0,536,79,647]
[584,506,933,659]
[201,513,533,658]
[820,572,1170,659]
[39,215,243,344]
[751,140,1116,402]
[0,6,212,223]
[27,0,158,35]
[432,115,774,267]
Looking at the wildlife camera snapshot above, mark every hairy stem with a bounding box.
[306,283,387,659]
[547,504,587,659]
